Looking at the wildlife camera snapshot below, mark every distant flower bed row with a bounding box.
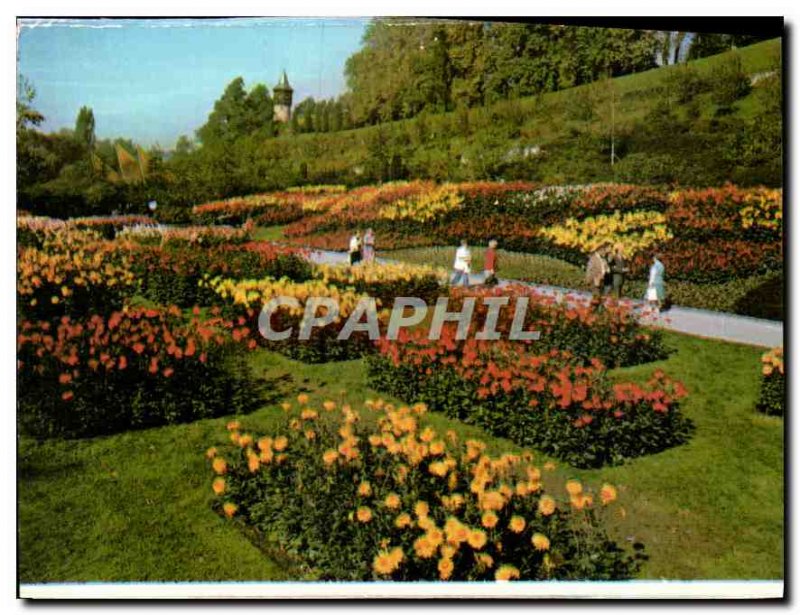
[191,185,348,226]
[276,181,782,285]
[206,397,644,580]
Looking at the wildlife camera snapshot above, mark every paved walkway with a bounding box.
[306,249,784,348]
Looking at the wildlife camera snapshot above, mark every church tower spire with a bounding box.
[273,70,293,123]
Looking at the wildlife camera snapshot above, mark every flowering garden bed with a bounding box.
[17,307,259,438]
[205,397,644,580]
[368,325,690,469]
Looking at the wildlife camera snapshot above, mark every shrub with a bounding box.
[709,52,752,108]
[206,397,643,580]
[17,307,260,438]
[664,64,709,104]
[368,326,690,468]
[756,347,784,416]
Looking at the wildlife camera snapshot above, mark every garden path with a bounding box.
[306,249,784,348]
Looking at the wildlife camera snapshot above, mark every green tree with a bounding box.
[74,106,96,152]
[196,77,248,145]
[173,135,195,157]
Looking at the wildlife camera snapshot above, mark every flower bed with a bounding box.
[117,223,253,246]
[202,276,378,362]
[665,185,782,242]
[17,234,138,321]
[68,215,156,239]
[193,186,347,226]
[539,210,672,257]
[367,325,690,468]
[17,306,258,438]
[314,261,446,305]
[628,237,783,284]
[205,397,643,580]
[281,182,782,293]
[128,241,312,308]
[17,215,69,248]
[756,347,784,416]
[451,285,669,368]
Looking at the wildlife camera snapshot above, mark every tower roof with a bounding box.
[274,70,293,92]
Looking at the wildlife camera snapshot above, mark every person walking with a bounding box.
[645,252,666,313]
[610,243,629,299]
[363,228,375,263]
[348,231,362,266]
[452,239,472,287]
[483,239,499,286]
[586,243,611,301]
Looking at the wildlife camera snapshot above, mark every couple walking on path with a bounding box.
[586,243,666,312]
[348,229,375,265]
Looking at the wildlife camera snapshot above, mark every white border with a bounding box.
[8,7,794,609]
[20,580,784,599]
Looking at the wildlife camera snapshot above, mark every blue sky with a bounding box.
[17,17,369,148]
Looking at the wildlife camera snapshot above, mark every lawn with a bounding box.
[18,329,782,582]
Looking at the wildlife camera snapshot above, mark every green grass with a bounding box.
[386,246,587,288]
[18,330,782,582]
[252,225,289,242]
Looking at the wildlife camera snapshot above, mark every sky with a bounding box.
[16,17,369,148]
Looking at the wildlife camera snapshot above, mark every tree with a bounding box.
[74,106,96,152]
[17,75,44,131]
[174,135,196,157]
[687,32,771,61]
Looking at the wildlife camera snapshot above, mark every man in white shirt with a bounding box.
[452,240,471,287]
[349,232,362,265]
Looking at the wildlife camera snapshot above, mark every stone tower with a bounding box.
[272,70,293,123]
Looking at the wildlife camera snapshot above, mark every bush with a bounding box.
[756,347,784,416]
[368,324,691,468]
[16,307,260,438]
[206,398,644,580]
[664,64,709,104]
[709,52,752,108]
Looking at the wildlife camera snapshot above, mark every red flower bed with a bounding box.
[17,306,258,438]
[448,285,669,368]
[368,323,690,468]
[569,184,668,218]
[664,185,782,242]
[630,237,783,283]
